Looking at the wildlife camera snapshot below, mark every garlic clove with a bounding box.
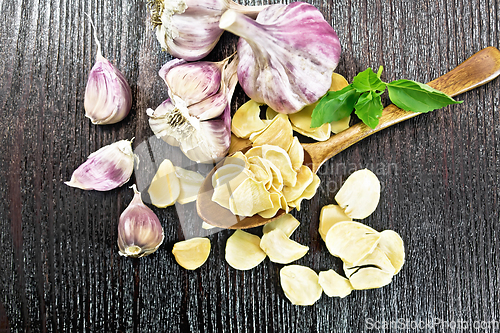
[220,3,341,114]
[65,139,135,191]
[84,16,131,125]
[117,185,164,258]
[148,159,181,208]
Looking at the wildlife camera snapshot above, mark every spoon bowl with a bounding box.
[197,47,500,229]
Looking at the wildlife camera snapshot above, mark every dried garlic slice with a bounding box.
[280,265,322,306]
[261,145,297,187]
[330,72,349,91]
[289,106,331,142]
[260,229,309,264]
[148,159,180,208]
[231,100,266,139]
[257,192,283,218]
[291,173,320,211]
[172,237,211,270]
[248,163,272,188]
[282,165,314,202]
[318,270,353,298]
[348,267,393,290]
[265,107,279,120]
[262,213,300,237]
[229,134,251,155]
[325,221,381,265]
[331,116,350,134]
[251,114,293,151]
[287,137,304,172]
[261,158,284,192]
[225,230,266,270]
[212,169,252,210]
[212,164,245,188]
[202,222,216,230]
[229,178,274,216]
[223,151,248,168]
[378,230,405,274]
[244,146,262,159]
[174,167,204,204]
[318,204,352,241]
[335,169,381,219]
[343,248,396,278]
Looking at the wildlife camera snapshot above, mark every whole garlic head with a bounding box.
[147,54,238,163]
[219,2,341,114]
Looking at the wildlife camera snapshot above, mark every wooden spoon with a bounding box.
[197,46,500,229]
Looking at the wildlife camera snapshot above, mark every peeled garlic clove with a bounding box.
[231,100,267,139]
[335,169,381,219]
[318,270,353,298]
[260,228,308,264]
[378,230,405,274]
[84,18,131,125]
[174,167,204,204]
[172,237,211,270]
[325,221,381,265]
[262,213,300,237]
[280,265,322,306]
[219,3,341,114]
[117,185,164,258]
[147,55,238,163]
[229,177,274,216]
[225,230,266,270]
[65,139,135,191]
[148,159,180,207]
[150,0,268,61]
[318,204,352,242]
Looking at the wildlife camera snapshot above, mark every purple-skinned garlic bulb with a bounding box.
[147,54,238,163]
[65,139,135,191]
[219,2,341,114]
[148,0,268,61]
[84,16,132,124]
[118,185,164,258]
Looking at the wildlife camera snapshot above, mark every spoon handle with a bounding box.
[303,46,500,172]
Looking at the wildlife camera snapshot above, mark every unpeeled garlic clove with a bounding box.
[84,16,132,125]
[147,54,238,163]
[149,0,268,61]
[65,139,135,191]
[219,3,341,114]
[118,185,164,258]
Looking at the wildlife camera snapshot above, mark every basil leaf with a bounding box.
[352,67,387,93]
[387,79,462,113]
[354,91,384,129]
[311,85,361,128]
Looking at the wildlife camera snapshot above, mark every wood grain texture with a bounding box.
[1,0,500,332]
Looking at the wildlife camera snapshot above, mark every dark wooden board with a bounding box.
[1,0,500,331]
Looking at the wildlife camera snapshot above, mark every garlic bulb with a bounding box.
[219,3,341,114]
[147,54,238,163]
[65,139,135,191]
[118,185,164,258]
[149,0,268,61]
[84,16,132,124]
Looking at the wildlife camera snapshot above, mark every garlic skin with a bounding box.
[149,0,268,61]
[65,139,135,191]
[147,54,238,163]
[118,185,164,258]
[219,3,341,114]
[84,17,132,124]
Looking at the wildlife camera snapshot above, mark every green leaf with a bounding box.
[387,79,463,113]
[311,85,361,128]
[354,91,384,129]
[351,67,387,93]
